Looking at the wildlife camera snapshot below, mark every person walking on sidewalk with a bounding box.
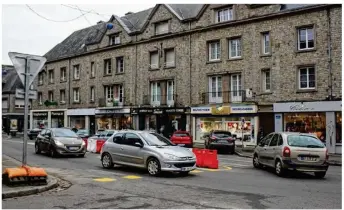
[257,127,265,145]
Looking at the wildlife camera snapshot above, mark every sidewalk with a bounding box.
[2,155,58,199]
[235,146,342,166]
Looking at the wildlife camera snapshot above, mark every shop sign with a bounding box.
[33,112,48,117]
[191,107,211,114]
[211,105,230,115]
[67,108,95,116]
[95,108,130,115]
[273,101,342,113]
[230,105,257,114]
[153,109,163,114]
[51,111,64,117]
[165,108,186,113]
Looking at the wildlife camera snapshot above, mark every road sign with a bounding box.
[15,88,37,100]
[8,52,46,86]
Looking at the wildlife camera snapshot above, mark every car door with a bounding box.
[256,133,274,165]
[106,133,125,164]
[266,134,279,166]
[120,133,145,166]
[44,130,53,151]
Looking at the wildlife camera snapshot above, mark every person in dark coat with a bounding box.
[257,127,264,145]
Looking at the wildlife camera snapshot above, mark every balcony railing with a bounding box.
[143,94,178,106]
[98,97,126,107]
[201,90,248,104]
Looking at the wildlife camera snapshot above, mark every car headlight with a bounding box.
[164,153,182,161]
[54,140,64,147]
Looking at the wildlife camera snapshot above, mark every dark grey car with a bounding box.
[35,128,86,157]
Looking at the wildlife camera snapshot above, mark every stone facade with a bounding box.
[32,4,342,112]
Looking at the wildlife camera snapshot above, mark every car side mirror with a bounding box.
[44,134,50,139]
[134,142,143,148]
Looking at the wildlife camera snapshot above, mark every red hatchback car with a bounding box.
[170,131,193,148]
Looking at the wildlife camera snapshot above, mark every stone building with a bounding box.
[30,4,342,153]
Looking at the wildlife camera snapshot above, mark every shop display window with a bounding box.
[336,112,342,144]
[33,118,48,129]
[70,117,85,129]
[284,112,326,142]
[97,115,131,130]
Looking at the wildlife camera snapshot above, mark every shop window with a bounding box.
[284,112,326,142]
[336,112,342,144]
[96,115,131,130]
[70,116,85,129]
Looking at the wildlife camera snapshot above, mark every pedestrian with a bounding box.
[257,127,264,145]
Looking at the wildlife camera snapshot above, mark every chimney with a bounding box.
[125,11,133,15]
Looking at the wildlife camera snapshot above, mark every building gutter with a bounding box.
[68,59,71,106]
[326,8,333,101]
[188,22,192,106]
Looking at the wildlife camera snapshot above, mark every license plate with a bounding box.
[218,140,228,144]
[300,157,317,161]
[69,147,79,150]
[181,167,192,171]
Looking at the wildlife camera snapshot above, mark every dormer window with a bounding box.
[155,21,169,35]
[110,34,120,45]
[215,7,233,23]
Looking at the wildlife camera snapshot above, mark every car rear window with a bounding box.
[287,135,325,148]
[174,133,190,137]
[213,131,232,138]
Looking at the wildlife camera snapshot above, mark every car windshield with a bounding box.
[287,135,325,148]
[140,132,174,146]
[53,129,79,137]
[213,131,232,138]
[77,130,88,135]
[174,133,189,137]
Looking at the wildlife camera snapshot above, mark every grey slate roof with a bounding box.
[44,4,321,62]
[2,65,23,93]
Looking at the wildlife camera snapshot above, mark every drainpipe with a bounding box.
[189,22,192,106]
[68,59,71,106]
[327,8,333,101]
[135,35,138,106]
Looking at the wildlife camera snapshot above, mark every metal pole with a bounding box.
[241,123,244,148]
[22,57,30,166]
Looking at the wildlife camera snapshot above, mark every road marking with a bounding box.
[223,166,232,170]
[122,175,142,179]
[190,170,203,173]
[203,168,220,172]
[93,177,116,182]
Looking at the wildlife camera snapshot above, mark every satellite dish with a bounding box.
[106,23,114,30]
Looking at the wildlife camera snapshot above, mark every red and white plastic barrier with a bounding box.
[87,138,106,153]
[192,148,219,169]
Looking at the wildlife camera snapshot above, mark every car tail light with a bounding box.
[325,148,329,160]
[283,146,291,157]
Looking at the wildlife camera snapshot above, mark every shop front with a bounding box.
[95,108,131,131]
[273,101,342,154]
[32,112,48,129]
[30,109,68,129]
[67,108,96,134]
[51,111,65,128]
[131,107,187,137]
[191,104,259,144]
[2,113,27,134]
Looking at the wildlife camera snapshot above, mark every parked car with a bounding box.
[203,130,235,154]
[253,132,329,178]
[28,128,42,140]
[170,131,193,148]
[76,129,91,139]
[35,128,86,157]
[100,130,196,176]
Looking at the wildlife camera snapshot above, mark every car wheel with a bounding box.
[50,148,58,158]
[314,171,326,179]
[29,136,33,140]
[147,158,161,176]
[275,159,285,177]
[101,153,113,169]
[35,144,41,154]
[253,154,261,168]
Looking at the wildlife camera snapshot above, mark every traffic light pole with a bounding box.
[22,57,30,166]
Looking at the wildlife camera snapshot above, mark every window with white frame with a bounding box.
[104,59,112,75]
[90,86,95,102]
[116,57,124,73]
[48,91,54,101]
[48,69,54,83]
[150,82,161,102]
[208,41,221,61]
[104,85,113,101]
[262,32,270,54]
[113,85,124,103]
[209,76,222,102]
[298,27,314,50]
[229,38,241,58]
[231,74,242,102]
[60,89,66,103]
[167,80,174,101]
[262,70,271,92]
[38,73,43,85]
[73,64,80,79]
[38,92,42,105]
[110,34,120,45]
[164,49,175,67]
[299,66,315,89]
[155,21,169,35]
[90,62,95,78]
[60,67,66,81]
[215,7,233,23]
[150,51,159,69]
[73,88,80,102]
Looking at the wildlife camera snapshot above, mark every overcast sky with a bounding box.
[2,4,153,65]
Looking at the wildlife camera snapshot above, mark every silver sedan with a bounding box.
[100,130,197,176]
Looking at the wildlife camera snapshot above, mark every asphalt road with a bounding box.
[2,137,342,209]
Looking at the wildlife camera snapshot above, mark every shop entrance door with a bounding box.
[89,116,95,135]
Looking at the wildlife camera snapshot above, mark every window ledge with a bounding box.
[206,60,222,64]
[296,89,317,93]
[149,68,160,71]
[296,48,316,54]
[72,78,80,81]
[152,32,172,38]
[103,74,112,77]
[90,76,96,79]
[259,92,273,95]
[260,54,272,58]
[60,101,66,105]
[115,72,125,75]
[48,82,55,84]
[227,57,243,61]
[164,66,176,70]
[73,101,81,104]
[60,80,67,83]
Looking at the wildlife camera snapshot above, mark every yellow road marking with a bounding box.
[190,170,203,173]
[223,166,233,170]
[93,177,116,182]
[122,175,142,179]
[203,168,219,172]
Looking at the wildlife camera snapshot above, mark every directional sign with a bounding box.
[15,88,37,100]
[8,52,46,86]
